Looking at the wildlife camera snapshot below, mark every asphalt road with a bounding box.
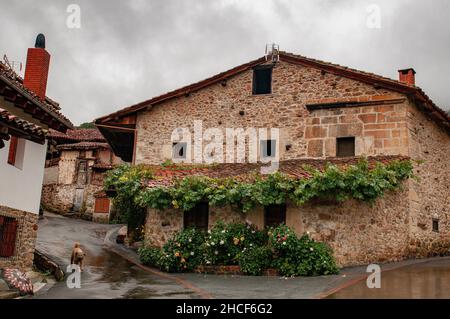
[33,212,450,299]
[34,213,198,299]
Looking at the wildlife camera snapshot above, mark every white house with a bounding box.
[0,34,72,270]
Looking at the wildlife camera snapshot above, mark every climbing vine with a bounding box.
[105,159,415,223]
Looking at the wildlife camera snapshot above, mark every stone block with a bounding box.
[307,139,324,157]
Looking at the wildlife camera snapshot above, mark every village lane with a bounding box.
[32,213,201,299]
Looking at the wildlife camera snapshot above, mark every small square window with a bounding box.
[261,139,276,158]
[336,137,355,157]
[172,142,187,159]
[252,66,272,95]
[184,202,209,231]
[432,219,439,232]
[264,204,286,228]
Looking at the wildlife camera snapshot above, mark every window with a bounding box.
[264,204,286,228]
[183,202,209,231]
[261,139,276,158]
[252,66,272,95]
[7,136,25,169]
[94,198,110,213]
[336,137,355,157]
[432,219,439,232]
[0,216,18,258]
[172,142,187,159]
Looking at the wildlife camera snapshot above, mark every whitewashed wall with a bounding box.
[0,138,47,214]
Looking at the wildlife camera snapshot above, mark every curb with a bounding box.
[103,227,213,299]
[33,249,65,282]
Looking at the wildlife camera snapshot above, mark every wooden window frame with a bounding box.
[336,136,356,157]
[183,202,209,231]
[0,216,19,258]
[264,204,287,228]
[252,65,273,95]
[7,136,18,166]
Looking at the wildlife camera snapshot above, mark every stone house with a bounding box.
[95,50,450,266]
[41,128,122,222]
[0,34,73,270]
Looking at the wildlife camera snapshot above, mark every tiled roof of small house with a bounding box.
[48,128,105,143]
[56,141,110,150]
[0,107,46,139]
[95,52,449,133]
[144,155,409,188]
[0,61,73,130]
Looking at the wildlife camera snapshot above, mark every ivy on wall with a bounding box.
[105,159,415,226]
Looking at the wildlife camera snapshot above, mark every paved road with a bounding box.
[33,213,450,299]
[34,213,198,299]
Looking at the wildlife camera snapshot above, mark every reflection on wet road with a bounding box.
[328,257,450,299]
[34,214,196,299]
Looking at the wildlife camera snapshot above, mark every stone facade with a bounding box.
[135,59,449,266]
[41,147,119,219]
[135,61,404,164]
[0,205,38,270]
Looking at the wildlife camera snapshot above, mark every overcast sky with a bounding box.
[1,0,449,125]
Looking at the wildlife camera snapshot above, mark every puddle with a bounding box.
[328,258,450,299]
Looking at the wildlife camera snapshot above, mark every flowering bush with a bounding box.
[268,224,298,251]
[138,246,163,267]
[238,246,272,276]
[159,228,205,272]
[138,223,339,277]
[202,222,267,265]
[269,227,339,277]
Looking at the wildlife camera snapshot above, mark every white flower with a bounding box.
[251,230,255,234]
[306,231,310,235]
[221,230,226,233]
[220,240,225,245]
[282,242,286,245]
[250,243,253,247]
[211,242,215,246]
[208,230,211,234]
[188,238,192,242]
[310,247,314,251]
[206,260,211,264]
[190,252,194,256]
[228,253,231,256]
[206,243,210,247]
[214,250,218,255]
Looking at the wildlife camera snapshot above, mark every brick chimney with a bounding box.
[23,34,50,99]
[398,68,416,86]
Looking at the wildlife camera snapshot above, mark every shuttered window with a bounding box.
[252,66,273,95]
[94,198,110,213]
[7,136,18,165]
[0,216,18,258]
[264,204,286,228]
[183,202,209,231]
[336,137,355,157]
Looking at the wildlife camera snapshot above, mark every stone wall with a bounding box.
[406,101,450,257]
[144,189,411,267]
[304,97,409,157]
[0,205,38,270]
[41,183,103,216]
[135,61,402,164]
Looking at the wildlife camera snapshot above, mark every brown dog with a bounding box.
[70,242,85,271]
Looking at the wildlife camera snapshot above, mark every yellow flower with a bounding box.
[174,252,180,257]
[233,237,240,245]
[240,236,245,242]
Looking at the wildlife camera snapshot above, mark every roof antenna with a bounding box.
[265,43,279,63]
[3,54,22,78]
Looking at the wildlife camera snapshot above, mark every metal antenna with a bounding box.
[265,43,280,63]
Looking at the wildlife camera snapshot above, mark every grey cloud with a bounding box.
[1,0,449,125]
